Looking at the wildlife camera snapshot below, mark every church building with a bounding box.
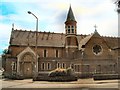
[2,6,120,79]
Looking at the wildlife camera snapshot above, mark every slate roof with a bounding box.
[79,30,119,50]
[10,29,119,49]
[79,30,103,50]
[103,37,119,49]
[10,30,65,47]
[66,5,76,21]
[79,34,93,50]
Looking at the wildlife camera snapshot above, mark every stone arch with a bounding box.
[17,47,37,62]
[17,47,37,78]
[20,52,35,62]
[20,52,35,78]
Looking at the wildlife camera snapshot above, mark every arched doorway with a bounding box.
[20,53,35,78]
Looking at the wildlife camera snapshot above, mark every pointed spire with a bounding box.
[66,5,76,21]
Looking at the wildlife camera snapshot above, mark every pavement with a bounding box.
[1,78,119,90]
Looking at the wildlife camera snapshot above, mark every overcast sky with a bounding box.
[0,0,118,54]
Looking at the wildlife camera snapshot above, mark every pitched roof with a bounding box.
[79,30,119,50]
[66,6,76,21]
[10,29,119,49]
[103,37,119,49]
[79,30,101,50]
[10,30,66,47]
[79,34,93,50]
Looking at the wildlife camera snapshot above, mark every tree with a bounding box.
[2,49,8,55]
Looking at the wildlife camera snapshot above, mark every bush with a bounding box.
[48,68,75,77]
[35,68,77,81]
[48,68,67,77]
[66,67,75,76]
[9,72,24,80]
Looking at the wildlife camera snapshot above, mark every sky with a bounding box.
[0,0,118,55]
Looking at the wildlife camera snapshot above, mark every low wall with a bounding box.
[33,73,77,81]
[93,74,120,80]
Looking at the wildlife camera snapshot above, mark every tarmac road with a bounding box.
[1,78,119,90]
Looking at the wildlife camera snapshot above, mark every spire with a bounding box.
[66,5,76,21]
[65,5,77,35]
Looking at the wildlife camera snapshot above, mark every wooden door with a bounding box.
[23,62,32,78]
[21,53,34,78]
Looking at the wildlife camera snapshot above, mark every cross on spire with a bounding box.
[94,24,98,33]
[94,24,97,30]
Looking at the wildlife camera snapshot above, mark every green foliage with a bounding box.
[48,68,67,77]
[2,49,11,55]
[2,49,8,54]
[66,67,75,76]
[48,68,75,77]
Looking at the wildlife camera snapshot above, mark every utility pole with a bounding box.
[28,11,38,80]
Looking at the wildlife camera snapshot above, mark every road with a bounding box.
[1,78,119,90]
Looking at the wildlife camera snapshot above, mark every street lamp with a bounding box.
[115,1,120,75]
[28,11,38,79]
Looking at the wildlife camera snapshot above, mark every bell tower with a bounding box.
[65,5,78,58]
[65,5,77,35]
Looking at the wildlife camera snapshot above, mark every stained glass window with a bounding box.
[93,45,102,55]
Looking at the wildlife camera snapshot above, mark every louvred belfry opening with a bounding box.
[65,5,77,35]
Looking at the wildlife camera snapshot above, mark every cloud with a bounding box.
[0,23,11,54]
[0,0,118,54]
[0,23,11,38]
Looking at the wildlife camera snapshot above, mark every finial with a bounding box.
[69,0,71,5]
[94,24,97,32]
[12,23,14,31]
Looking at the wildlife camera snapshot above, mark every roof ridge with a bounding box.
[13,29,65,35]
[102,35,119,38]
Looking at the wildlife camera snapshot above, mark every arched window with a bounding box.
[74,64,80,72]
[70,64,74,69]
[11,62,16,70]
[43,49,47,57]
[62,63,66,69]
[47,63,51,70]
[41,63,45,70]
[71,26,74,33]
[68,26,70,33]
[68,29,70,33]
[55,50,59,58]
[57,63,61,68]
